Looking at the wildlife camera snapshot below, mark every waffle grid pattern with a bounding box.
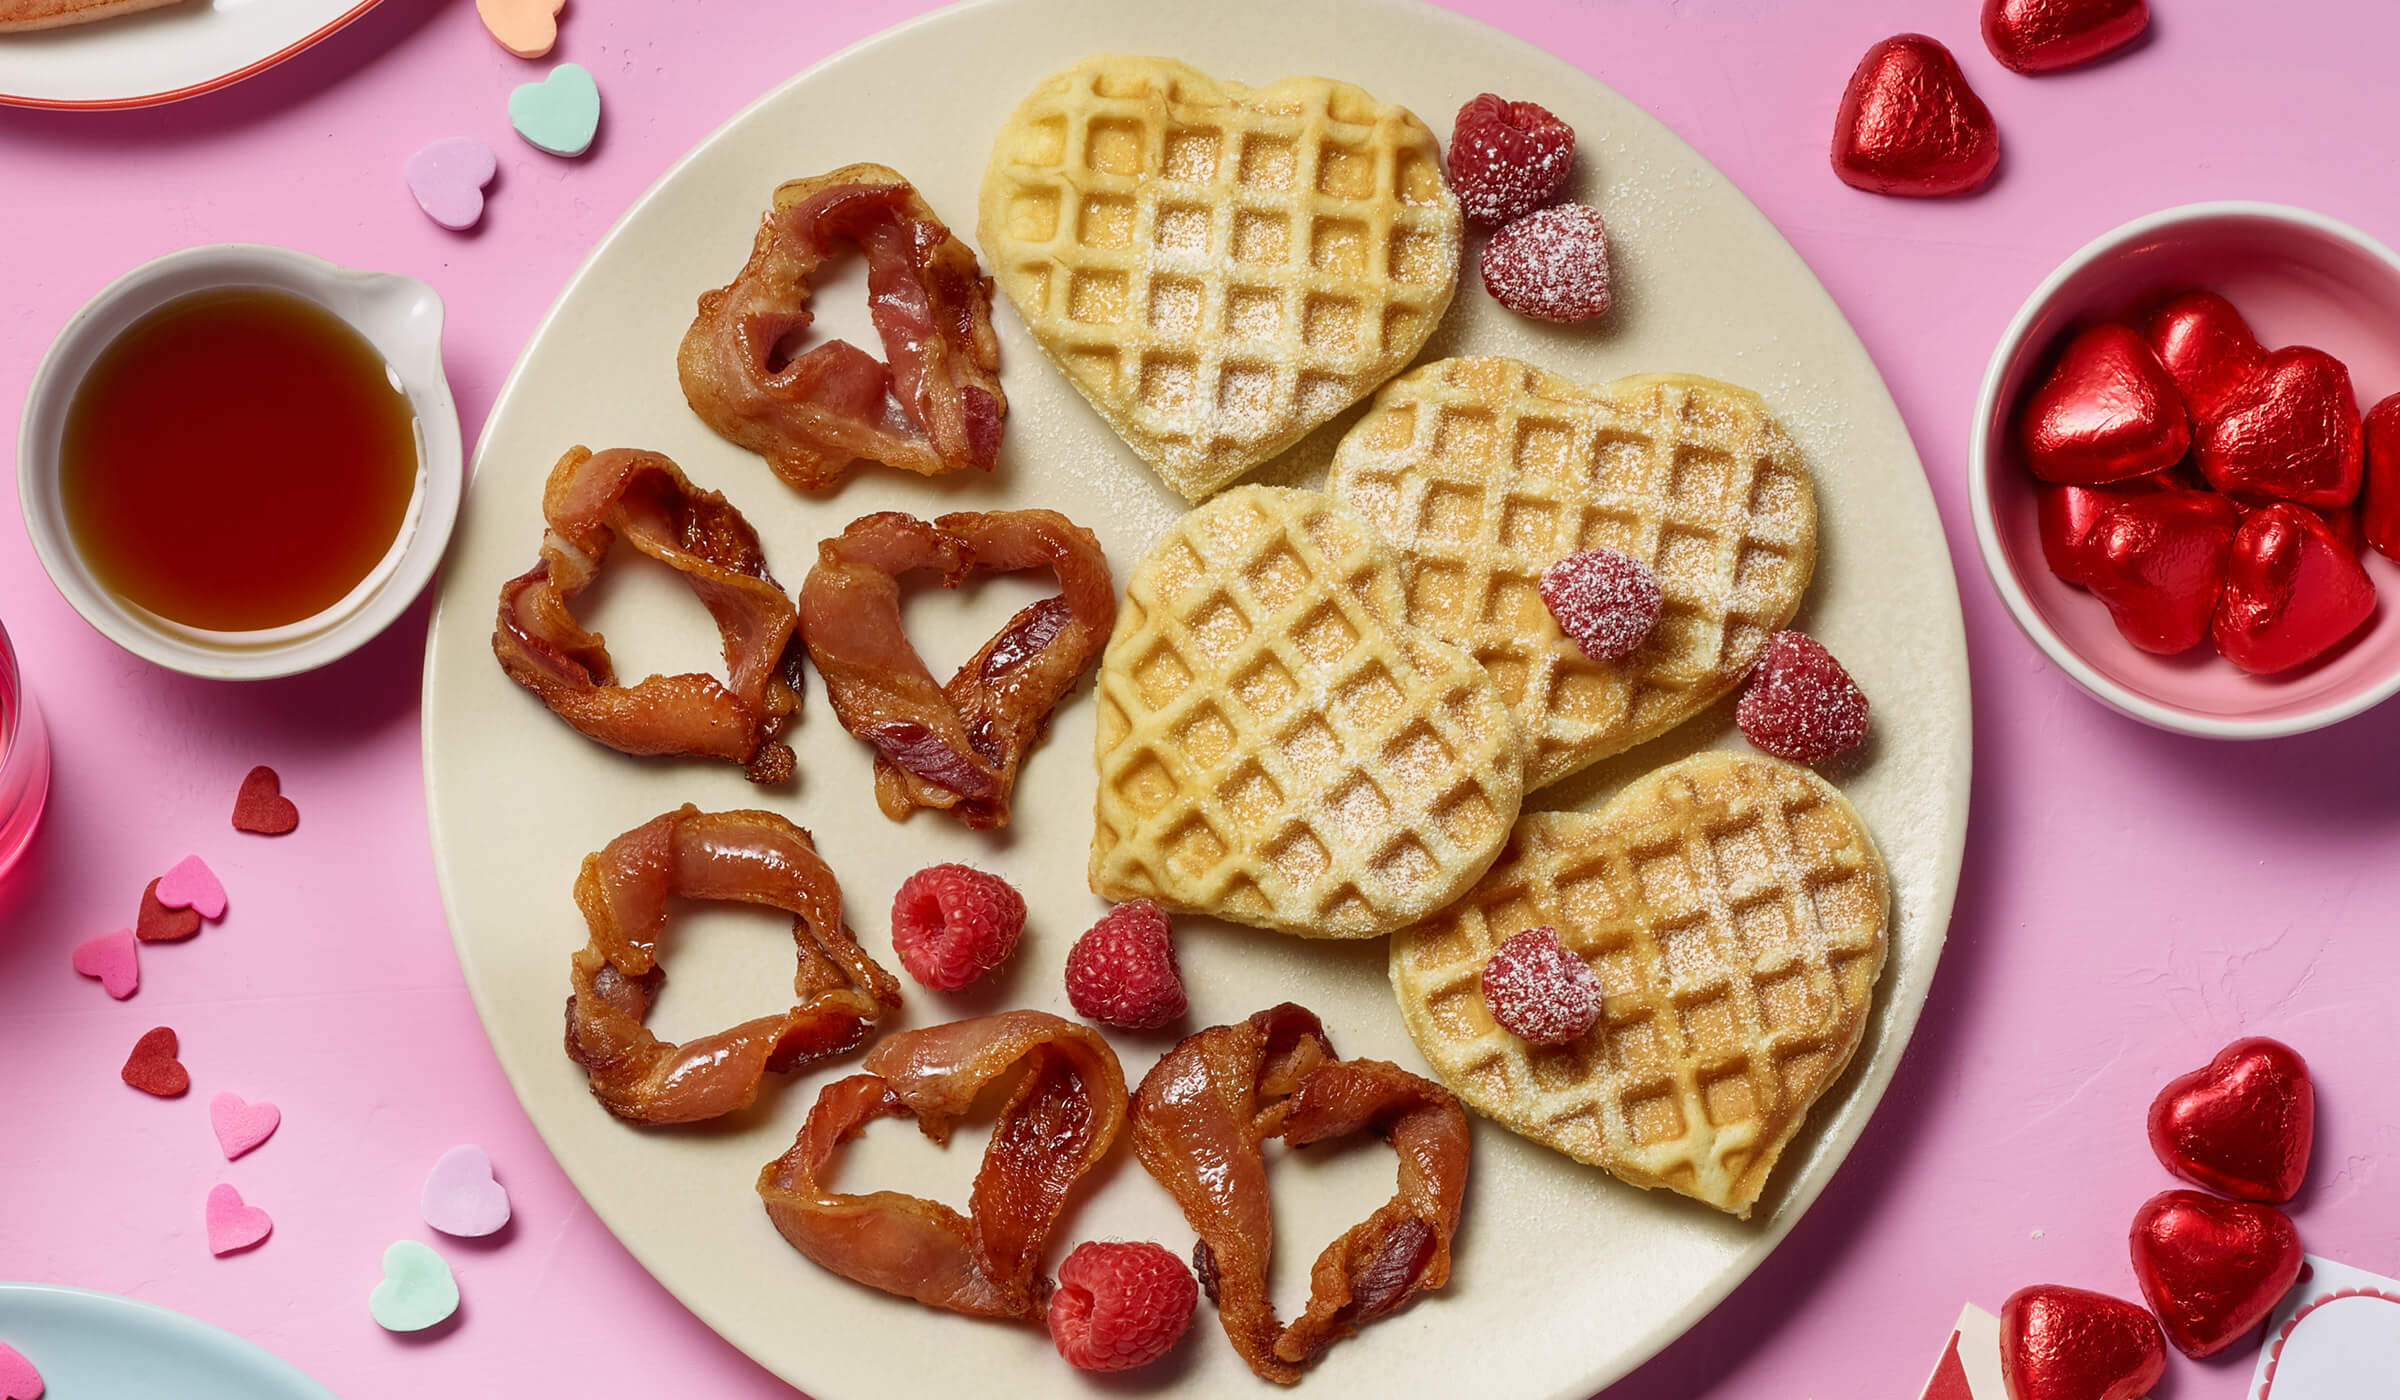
[1091,486,1526,938]
[1390,752,1887,1216]
[1330,359,1817,789]
[980,56,1462,502]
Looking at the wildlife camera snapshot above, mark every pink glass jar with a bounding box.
[0,621,51,877]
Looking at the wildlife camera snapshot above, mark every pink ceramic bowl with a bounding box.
[1970,201,2400,738]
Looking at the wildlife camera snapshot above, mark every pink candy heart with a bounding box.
[71,929,139,999]
[475,0,564,58]
[154,856,225,920]
[0,1342,43,1400]
[205,1183,272,1256]
[421,1144,511,1237]
[405,138,498,232]
[209,1093,281,1161]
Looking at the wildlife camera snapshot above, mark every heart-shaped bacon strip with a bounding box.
[2083,490,2240,653]
[494,447,806,783]
[1982,0,2149,74]
[1832,34,2000,197]
[2214,503,2377,674]
[1132,1004,1469,1385]
[798,509,1112,829]
[2129,1189,2305,1358]
[2021,324,2190,484]
[2144,290,2267,423]
[2194,345,2363,508]
[758,1011,1127,1321]
[680,164,1005,490]
[565,806,900,1124]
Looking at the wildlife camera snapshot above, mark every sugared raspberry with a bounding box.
[890,863,1025,991]
[1064,900,1187,1030]
[1449,93,1576,228]
[1539,549,1662,660]
[1736,631,1870,764]
[1048,1240,1198,1373]
[1481,204,1612,323]
[1480,926,1600,1045]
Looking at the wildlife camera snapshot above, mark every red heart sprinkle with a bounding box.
[1831,34,2000,198]
[2148,1036,2314,1203]
[2194,345,2363,509]
[2021,324,2191,484]
[2129,1189,2305,1358]
[1999,1284,2165,1400]
[2083,490,2240,653]
[135,877,203,943]
[2362,390,2400,562]
[122,1026,189,1098]
[231,765,299,836]
[2213,503,2377,674]
[1982,0,2150,75]
[2144,290,2267,423]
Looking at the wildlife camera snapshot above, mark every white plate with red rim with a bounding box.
[0,0,379,110]
[419,1,1971,1396]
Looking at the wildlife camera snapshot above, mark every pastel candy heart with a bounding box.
[421,1145,511,1237]
[0,1342,42,1400]
[509,63,599,158]
[476,0,563,57]
[205,1183,272,1256]
[72,928,138,999]
[155,855,225,919]
[405,139,497,233]
[370,1240,459,1332]
[209,1092,281,1160]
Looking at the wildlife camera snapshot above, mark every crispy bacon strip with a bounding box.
[797,509,1113,829]
[563,806,899,1124]
[493,446,805,784]
[757,1011,1127,1320]
[1132,1005,1470,1384]
[678,162,1006,490]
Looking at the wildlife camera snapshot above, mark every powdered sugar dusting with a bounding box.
[1539,549,1662,661]
[1481,926,1602,1045]
[1481,204,1612,324]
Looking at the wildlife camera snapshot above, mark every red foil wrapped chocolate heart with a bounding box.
[2363,391,2400,562]
[1999,1284,2165,1400]
[2022,325,2191,484]
[2193,345,2363,508]
[2144,290,2267,422]
[1982,0,2150,73]
[2148,1036,2314,1202]
[2037,477,2167,586]
[2214,503,2377,673]
[2129,1189,2304,1358]
[1832,34,2000,197]
[2083,489,2239,652]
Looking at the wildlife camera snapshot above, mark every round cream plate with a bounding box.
[0,0,380,109]
[421,2,1971,1396]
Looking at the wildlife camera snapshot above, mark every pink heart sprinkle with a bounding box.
[0,1342,43,1400]
[404,138,498,232]
[209,1092,281,1161]
[71,929,139,999]
[154,856,226,920]
[205,1183,272,1256]
[421,1144,511,1237]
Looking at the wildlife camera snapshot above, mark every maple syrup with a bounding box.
[60,287,419,633]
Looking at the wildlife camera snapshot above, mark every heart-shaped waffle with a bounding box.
[1091,485,1526,938]
[1330,359,1818,790]
[1389,751,1886,1216]
[980,55,1461,503]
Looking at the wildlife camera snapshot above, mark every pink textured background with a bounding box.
[4,1,2397,1395]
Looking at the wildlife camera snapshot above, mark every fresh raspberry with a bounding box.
[1449,93,1576,228]
[889,863,1025,991]
[1539,549,1662,660]
[1736,631,1870,765]
[1481,204,1612,323]
[1480,927,1601,1045]
[1048,1240,1198,1373]
[1064,900,1187,1029]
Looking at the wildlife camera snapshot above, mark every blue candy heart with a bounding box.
[369,1239,459,1332]
[508,62,600,158]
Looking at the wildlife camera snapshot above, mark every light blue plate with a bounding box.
[0,1283,335,1399]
